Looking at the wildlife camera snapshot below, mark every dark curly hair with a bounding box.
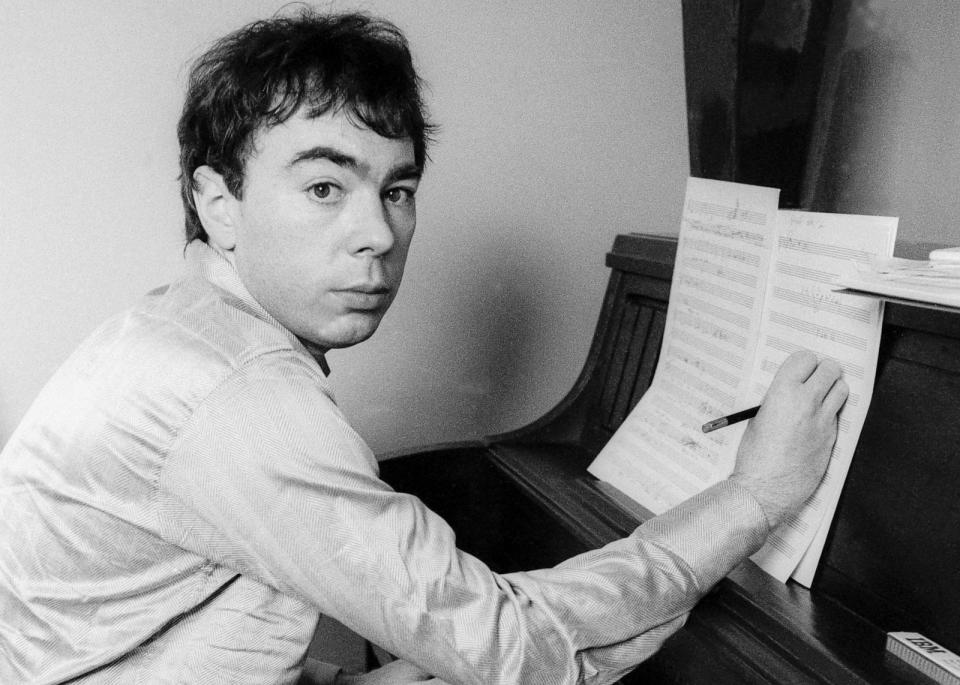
[177,9,436,242]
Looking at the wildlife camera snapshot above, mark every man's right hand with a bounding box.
[729,350,848,529]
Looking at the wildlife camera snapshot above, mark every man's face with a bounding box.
[226,109,420,351]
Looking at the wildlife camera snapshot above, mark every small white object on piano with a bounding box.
[929,246,960,263]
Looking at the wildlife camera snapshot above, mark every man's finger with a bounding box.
[803,357,843,399]
[774,350,819,385]
[822,377,849,415]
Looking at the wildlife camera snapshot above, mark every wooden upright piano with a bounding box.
[379,233,960,684]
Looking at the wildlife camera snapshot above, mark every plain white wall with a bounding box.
[0,1,690,452]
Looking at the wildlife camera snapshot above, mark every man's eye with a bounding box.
[385,187,415,204]
[310,183,342,201]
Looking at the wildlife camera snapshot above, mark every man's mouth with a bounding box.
[334,285,391,310]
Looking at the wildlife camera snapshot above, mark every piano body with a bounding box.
[379,232,960,684]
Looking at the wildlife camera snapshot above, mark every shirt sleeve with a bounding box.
[158,352,768,685]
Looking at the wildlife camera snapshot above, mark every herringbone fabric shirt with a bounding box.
[0,241,768,684]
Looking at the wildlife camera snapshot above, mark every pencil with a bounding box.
[701,405,760,433]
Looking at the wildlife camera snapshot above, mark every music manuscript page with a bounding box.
[588,177,897,585]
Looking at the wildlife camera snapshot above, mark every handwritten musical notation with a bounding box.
[588,177,898,587]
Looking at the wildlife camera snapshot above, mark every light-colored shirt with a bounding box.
[0,241,768,684]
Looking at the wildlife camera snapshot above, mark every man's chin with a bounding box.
[307,313,384,350]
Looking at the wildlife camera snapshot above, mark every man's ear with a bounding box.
[193,166,239,251]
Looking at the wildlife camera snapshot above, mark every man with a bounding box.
[0,9,846,684]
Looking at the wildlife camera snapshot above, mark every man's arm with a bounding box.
[158,350,840,684]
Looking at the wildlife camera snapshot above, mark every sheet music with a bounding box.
[588,178,897,586]
[588,178,780,513]
[748,210,896,584]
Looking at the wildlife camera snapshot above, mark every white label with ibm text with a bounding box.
[887,632,960,684]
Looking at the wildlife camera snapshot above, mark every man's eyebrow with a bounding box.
[386,163,423,184]
[287,146,421,182]
[288,146,362,171]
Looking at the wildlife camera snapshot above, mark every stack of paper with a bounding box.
[836,254,960,310]
[588,177,898,587]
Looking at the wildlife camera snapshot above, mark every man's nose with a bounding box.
[349,193,395,257]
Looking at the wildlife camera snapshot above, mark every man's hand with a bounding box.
[729,350,848,529]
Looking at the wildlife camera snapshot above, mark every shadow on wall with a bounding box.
[811,36,911,217]
[467,225,550,434]
[350,222,553,455]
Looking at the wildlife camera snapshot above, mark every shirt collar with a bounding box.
[184,240,331,376]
